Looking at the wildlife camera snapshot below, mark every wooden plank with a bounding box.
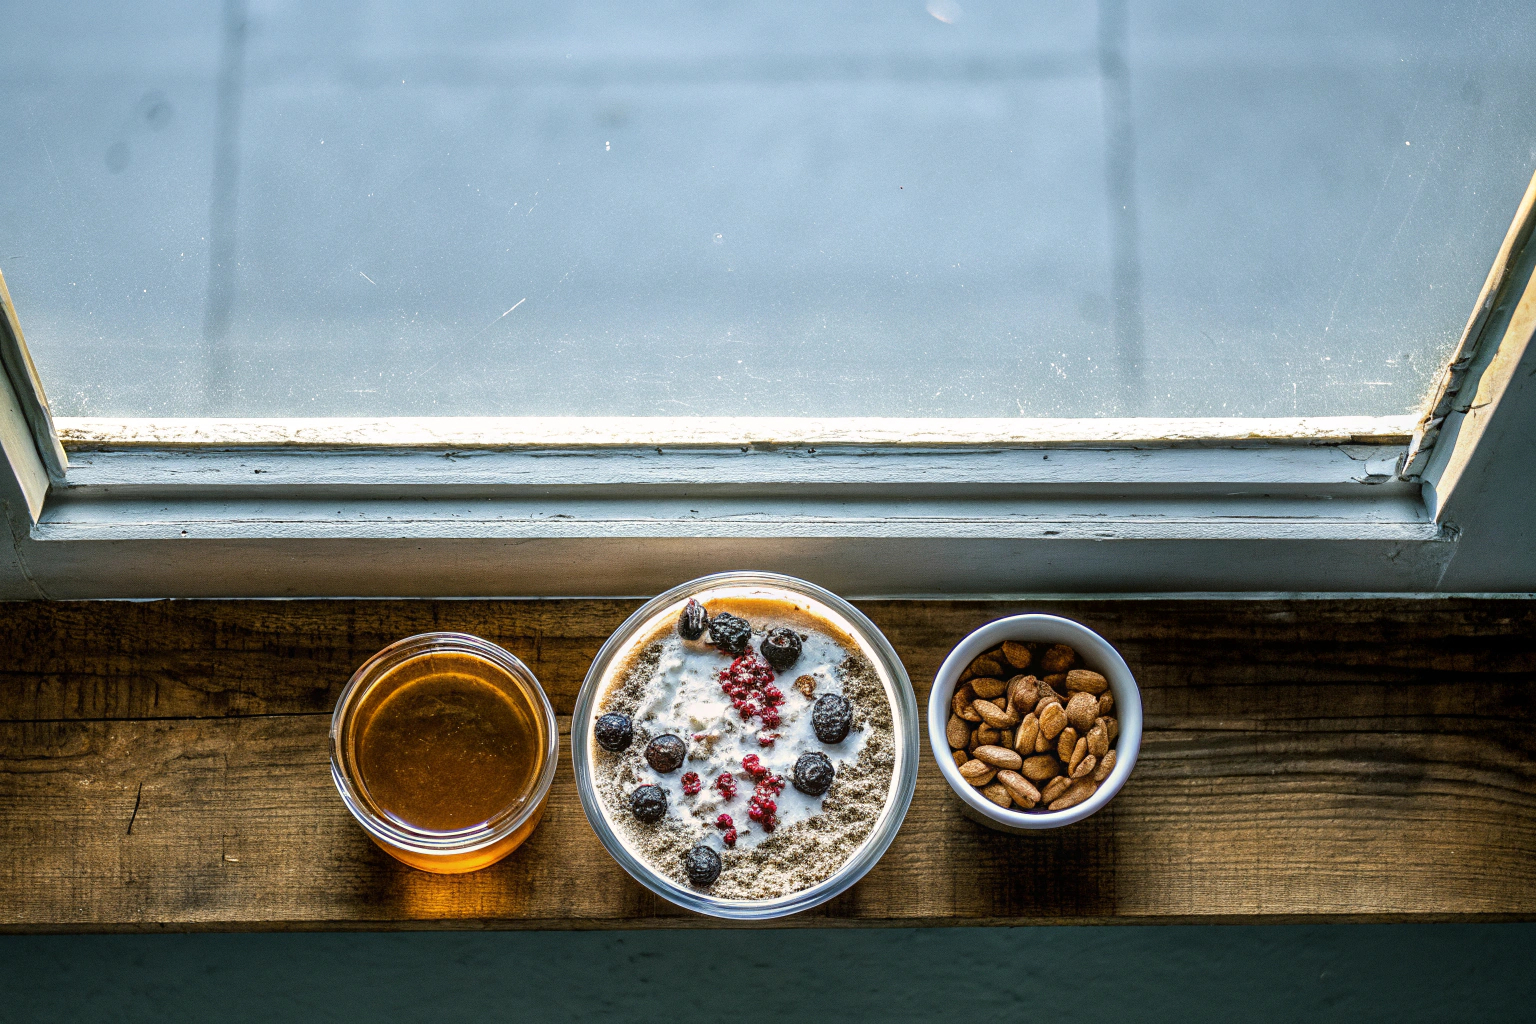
[1,598,1534,929]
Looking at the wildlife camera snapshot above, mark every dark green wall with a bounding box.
[2,925,1532,1022]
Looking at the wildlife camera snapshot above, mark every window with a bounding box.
[2,1,1535,597]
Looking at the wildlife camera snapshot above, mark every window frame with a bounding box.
[3,172,1534,598]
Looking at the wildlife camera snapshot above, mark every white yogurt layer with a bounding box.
[631,630,870,850]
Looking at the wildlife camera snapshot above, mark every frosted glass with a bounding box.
[1,1,1532,418]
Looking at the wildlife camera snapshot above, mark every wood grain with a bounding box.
[2,598,1534,930]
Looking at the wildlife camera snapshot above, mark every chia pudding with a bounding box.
[589,593,898,901]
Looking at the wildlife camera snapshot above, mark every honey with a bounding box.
[331,634,556,874]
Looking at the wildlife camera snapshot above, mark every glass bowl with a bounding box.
[572,572,919,919]
[330,632,559,873]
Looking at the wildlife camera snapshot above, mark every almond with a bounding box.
[1098,693,1115,716]
[952,749,970,769]
[953,683,982,723]
[1007,675,1039,713]
[971,676,1007,700]
[1048,779,1097,811]
[958,665,976,684]
[1093,749,1116,782]
[996,770,1040,808]
[1067,736,1087,774]
[1001,641,1033,670]
[968,654,1005,679]
[976,723,1000,746]
[1035,730,1052,753]
[973,745,1024,770]
[1038,701,1067,739]
[945,714,971,750]
[1071,752,1097,779]
[1099,715,1119,743]
[1065,669,1109,695]
[1041,776,1072,804]
[1034,681,1063,711]
[999,729,1014,750]
[1040,644,1076,674]
[1021,755,1059,781]
[974,699,1020,728]
[959,759,997,786]
[1013,713,1039,755]
[1066,691,1099,732]
[980,781,1013,808]
[1042,673,1067,690]
[1087,723,1109,757]
[1056,726,1078,762]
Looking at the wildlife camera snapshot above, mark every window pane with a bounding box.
[3,1,1532,418]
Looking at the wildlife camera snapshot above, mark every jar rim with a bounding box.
[330,631,559,856]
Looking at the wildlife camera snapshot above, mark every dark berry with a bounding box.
[708,612,753,655]
[792,751,835,796]
[812,693,853,744]
[630,785,667,823]
[678,598,709,641]
[594,713,633,752]
[644,734,687,774]
[683,843,722,887]
[760,627,803,671]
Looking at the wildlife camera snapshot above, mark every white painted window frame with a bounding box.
[3,173,1535,598]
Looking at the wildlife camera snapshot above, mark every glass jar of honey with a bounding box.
[330,632,557,873]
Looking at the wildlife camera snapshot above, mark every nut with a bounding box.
[1038,702,1067,739]
[973,699,1020,728]
[1098,693,1114,716]
[1093,749,1116,782]
[1007,675,1039,713]
[968,654,1005,679]
[1087,723,1109,757]
[1021,755,1059,781]
[945,714,971,750]
[976,723,1001,746]
[959,759,997,786]
[1040,644,1076,674]
[995,770,1040,808]
[1001,641,1033,670]
[1065,669,1109,695]
[1041,776,1072,804]
[953,683,982,723]
[1056,726,1078,762]
[1066,692,1099,732]
[1048,779,1097,811]
[952,749,970,769]
[1034,681,1063,713]
[980,781,1013,808]
[973,745,1023,770]
[1098,715,1119,743]
[1067,736,1087,775]
[1013,713,1039,755]
[795,674,817,699]
[1042,673,1067,690]
[971,676,1008,700]
[1035,730,1053,753]
[999,728,1014,749]
[1071,752,1097,779]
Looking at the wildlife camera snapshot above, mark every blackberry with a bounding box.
[759,627,803,671]
[594,713,633,752]
[630,784,667,823]
[644,734,687,774]
[678,598,710,641]
[792,751,835,796]
[708,612,754,655]
[812,693,853,744]
[683,843,722,887]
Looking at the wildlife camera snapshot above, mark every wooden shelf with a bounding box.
[3,597,1534,930]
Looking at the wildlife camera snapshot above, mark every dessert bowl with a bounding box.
[573,572,918,920]
[928,614,1141,833]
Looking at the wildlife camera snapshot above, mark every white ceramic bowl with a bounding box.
[927,614,1142,832]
